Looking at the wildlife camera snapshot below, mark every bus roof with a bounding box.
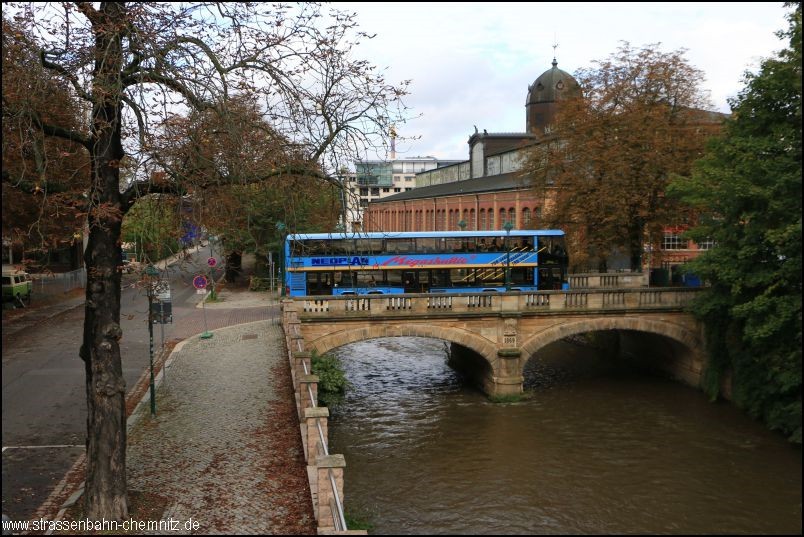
[286,230,565,240]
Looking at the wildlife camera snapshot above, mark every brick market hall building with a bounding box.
[362,59,720,276]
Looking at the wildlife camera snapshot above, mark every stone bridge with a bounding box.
[282,288,707,396]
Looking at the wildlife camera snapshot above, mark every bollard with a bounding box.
[303,407,329,463]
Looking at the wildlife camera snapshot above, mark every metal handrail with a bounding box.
[301,357,348,531]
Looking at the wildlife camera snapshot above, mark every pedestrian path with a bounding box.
[125,321,315,534]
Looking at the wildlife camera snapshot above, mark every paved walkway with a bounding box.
[125,320,315,534]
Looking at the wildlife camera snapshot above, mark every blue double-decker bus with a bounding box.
[283,230,568,297]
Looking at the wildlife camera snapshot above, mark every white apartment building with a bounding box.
[341,156,462,231]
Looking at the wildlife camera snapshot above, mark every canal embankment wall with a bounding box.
[281,299,366,535]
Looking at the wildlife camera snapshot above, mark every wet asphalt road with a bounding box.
[1,246,218,522]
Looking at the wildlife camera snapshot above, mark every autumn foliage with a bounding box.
[2,17,89,259]
[523,43,722,271]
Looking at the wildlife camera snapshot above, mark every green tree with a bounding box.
[121,195,182,262]
[524,43,720,271]
[668,3,801,442]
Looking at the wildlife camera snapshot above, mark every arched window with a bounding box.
[462,209,469,229]
[479,209,486,230]
[508,208,516,228]
[522,207,531,228]
[487,208,494,230]
[499,208,506,229]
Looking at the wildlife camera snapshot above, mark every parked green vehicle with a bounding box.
[2,267,33,305]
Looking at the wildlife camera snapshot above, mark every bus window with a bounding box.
[386,238,414,254]
[445,238,464,252]
[431,270,449,287]
[329,240,353,255]
[450,268,472,286]
[417,237,437,252]
[511,267,534,285]
[355,270,383,286]
[303,240,328,255]
[306,272,333,294]
[334,271,356,288]
[355,239,383,255]
[386,270,403,286]
[538,267,562,290]
[518,237,534,251]
[479,267,504,285]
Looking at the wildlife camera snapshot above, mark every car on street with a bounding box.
[2,266,33,305]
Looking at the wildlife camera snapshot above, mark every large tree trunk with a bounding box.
[79,2,129,520]
[628,223,644,272]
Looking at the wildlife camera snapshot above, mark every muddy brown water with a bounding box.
[327,337,802,535]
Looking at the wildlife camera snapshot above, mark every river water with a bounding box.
[327,337,801,535]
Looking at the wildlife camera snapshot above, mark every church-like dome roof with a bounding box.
[526,59,579,105]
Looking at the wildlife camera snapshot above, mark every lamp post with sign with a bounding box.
[144,264,159,415]
[503,220,514,291]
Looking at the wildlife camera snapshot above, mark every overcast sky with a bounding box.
[335,2,790,161]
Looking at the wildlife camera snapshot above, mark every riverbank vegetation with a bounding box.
[311,350,351,407]
[669,3,801,443]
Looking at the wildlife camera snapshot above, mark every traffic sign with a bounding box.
[193,274,208,289]
[207,257,217,267]
[153,281,171,301]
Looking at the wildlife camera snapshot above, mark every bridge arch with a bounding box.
[307,323,499,370]
[521,317,702,358]
[520,316,705,389]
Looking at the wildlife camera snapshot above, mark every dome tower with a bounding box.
[526,59,580,135]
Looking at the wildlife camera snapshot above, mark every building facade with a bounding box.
[341,156,462,231]
[363,59,722,275]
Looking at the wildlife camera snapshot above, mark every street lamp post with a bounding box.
[145,264,159,416]
[503,220,514,291]
[276,221,287,297]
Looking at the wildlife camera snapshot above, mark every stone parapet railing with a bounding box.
[568,272,648,288]
[296,288,700,318]
[281,299,366,536]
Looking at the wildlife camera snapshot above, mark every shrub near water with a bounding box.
[311,351,350,407]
